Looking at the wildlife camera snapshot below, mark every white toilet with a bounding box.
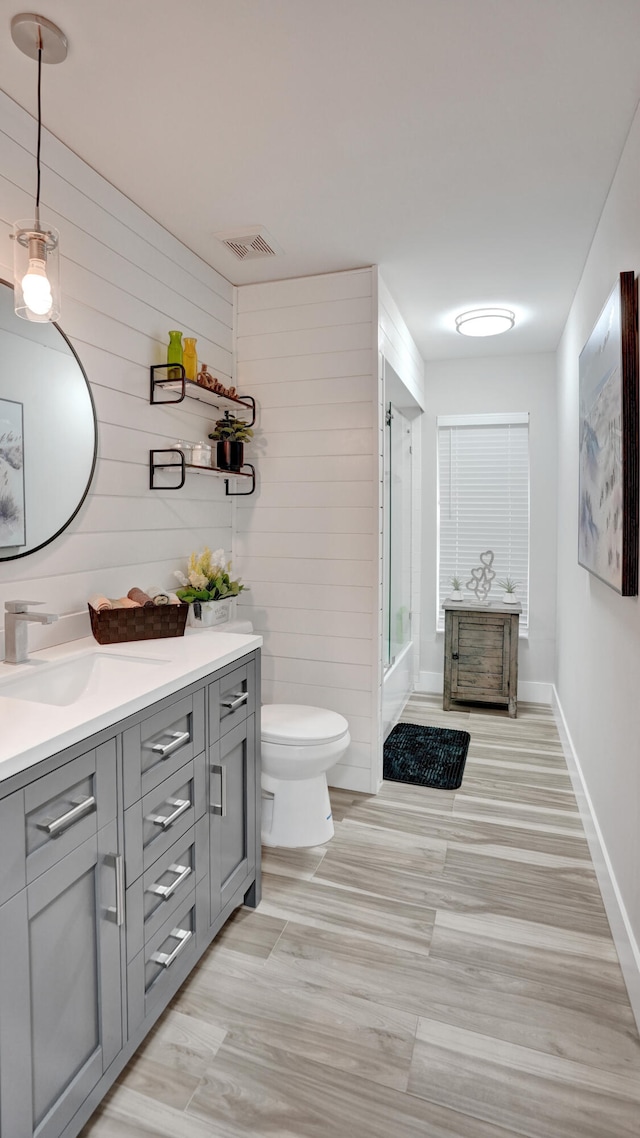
[260,704,350,848]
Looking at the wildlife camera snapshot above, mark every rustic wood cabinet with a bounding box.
[443,601,521,717]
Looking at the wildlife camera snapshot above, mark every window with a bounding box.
[437,412,530,629]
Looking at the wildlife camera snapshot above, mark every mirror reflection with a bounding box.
[0,279,96,560]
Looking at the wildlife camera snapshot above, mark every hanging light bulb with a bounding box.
[11,14,67,323]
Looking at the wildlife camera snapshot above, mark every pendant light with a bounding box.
[10,14,67,322]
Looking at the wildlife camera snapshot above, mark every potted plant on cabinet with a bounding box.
[208,412,254,472]
[448,575,464,601]
[174,547,245,627]
[497,576,518,603]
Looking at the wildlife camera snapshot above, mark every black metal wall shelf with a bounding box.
[149,449,256,496]
[150,364,256,426]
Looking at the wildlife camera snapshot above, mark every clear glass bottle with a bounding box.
[183,337,198,382]
[167,330,183,380]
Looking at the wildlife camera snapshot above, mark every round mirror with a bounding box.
[0,278,97,560]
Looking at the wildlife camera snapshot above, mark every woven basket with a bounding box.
[88,603,189,645]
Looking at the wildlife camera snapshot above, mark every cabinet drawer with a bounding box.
[127,885,205,1034]
[124,758,206,883]
[123,689,205,806]
[125,815,208,962]
[209,659,255,740]
[22,741,117,883]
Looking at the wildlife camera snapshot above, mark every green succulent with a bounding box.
[209,413,254,443]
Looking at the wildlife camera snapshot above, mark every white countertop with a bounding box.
[0,629,262,784]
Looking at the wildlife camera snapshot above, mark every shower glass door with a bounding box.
[384,402,412,669]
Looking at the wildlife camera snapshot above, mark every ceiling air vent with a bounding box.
[214,226,282,260]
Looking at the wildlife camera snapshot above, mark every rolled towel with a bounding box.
[88,594,112,612]
[127,587,155,608]
[112,597,141,608]
[146,584,171,606]
[166,591,183,606]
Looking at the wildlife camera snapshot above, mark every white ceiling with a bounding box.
[2,0,640,360]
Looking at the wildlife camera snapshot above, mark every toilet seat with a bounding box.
[261,704,349,747]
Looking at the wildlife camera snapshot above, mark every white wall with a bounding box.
[555,101,640,1022]
[0,91,235,652]
[235,268,379,793]
[419,353,557,698]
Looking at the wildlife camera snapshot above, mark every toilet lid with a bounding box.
[261,704,349,746]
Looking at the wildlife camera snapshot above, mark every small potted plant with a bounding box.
[449,575,464,601]
[174,547,246,627]
[208,412,254,472]
[497,576,518,603]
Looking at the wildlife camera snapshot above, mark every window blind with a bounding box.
[437,414,530,628]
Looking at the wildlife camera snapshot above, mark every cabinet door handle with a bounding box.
[150,730,190,757]
[211,764,227,817]
[151,926,193,969]
[147,862,192,900]
[221,691,248,711]
[148,797,190,831]
[37,794,96,838]
[105,853,125,926]
[452,653,459,660]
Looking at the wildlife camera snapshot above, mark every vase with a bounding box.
[167,330,183,380]
[188,597,235,628]
[216,440,244,472]
[183,337,198,381]
[448,590,463,601]
[502,593,518,604]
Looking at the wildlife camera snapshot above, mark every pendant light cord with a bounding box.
[35,32,42,228]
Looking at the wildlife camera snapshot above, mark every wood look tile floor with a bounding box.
[82,697,640,1138]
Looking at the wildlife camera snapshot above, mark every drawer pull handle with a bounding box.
[151,926,193,969]
[151,730,191,757]
[148,798,190,831]
[37,794,96,838]
[147,862,192,900]
[452,653,459,661]
[211,764,227,817]
[221,691,248,711]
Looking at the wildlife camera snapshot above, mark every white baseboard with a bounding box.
[416,671,552,705]
[552,686,640,1032]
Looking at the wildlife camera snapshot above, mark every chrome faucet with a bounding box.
[4,600,59,665]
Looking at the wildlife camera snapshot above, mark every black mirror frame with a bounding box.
[0,277,98,562]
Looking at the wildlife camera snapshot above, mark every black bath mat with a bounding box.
[383,723,470,790]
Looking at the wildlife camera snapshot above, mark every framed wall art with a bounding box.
[578,270,638,595]
[0,397,26,548]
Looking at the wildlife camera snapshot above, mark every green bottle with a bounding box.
[167,330,183,381]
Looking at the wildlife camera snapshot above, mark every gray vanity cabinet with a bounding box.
[0,823,122,1138]
[0,646,261,1138]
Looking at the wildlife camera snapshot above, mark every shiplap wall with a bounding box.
[235,268,379,792]
[0,91,235,654]
[378,273,425,748]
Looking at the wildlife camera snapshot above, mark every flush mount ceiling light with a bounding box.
[11,13,67,322]
[455,308,515,337]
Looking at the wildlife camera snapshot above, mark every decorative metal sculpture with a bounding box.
[466,549,495,602]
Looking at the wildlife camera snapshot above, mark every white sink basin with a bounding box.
[0,652,169,706]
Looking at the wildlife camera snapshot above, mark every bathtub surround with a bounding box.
[235,269,424,793]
